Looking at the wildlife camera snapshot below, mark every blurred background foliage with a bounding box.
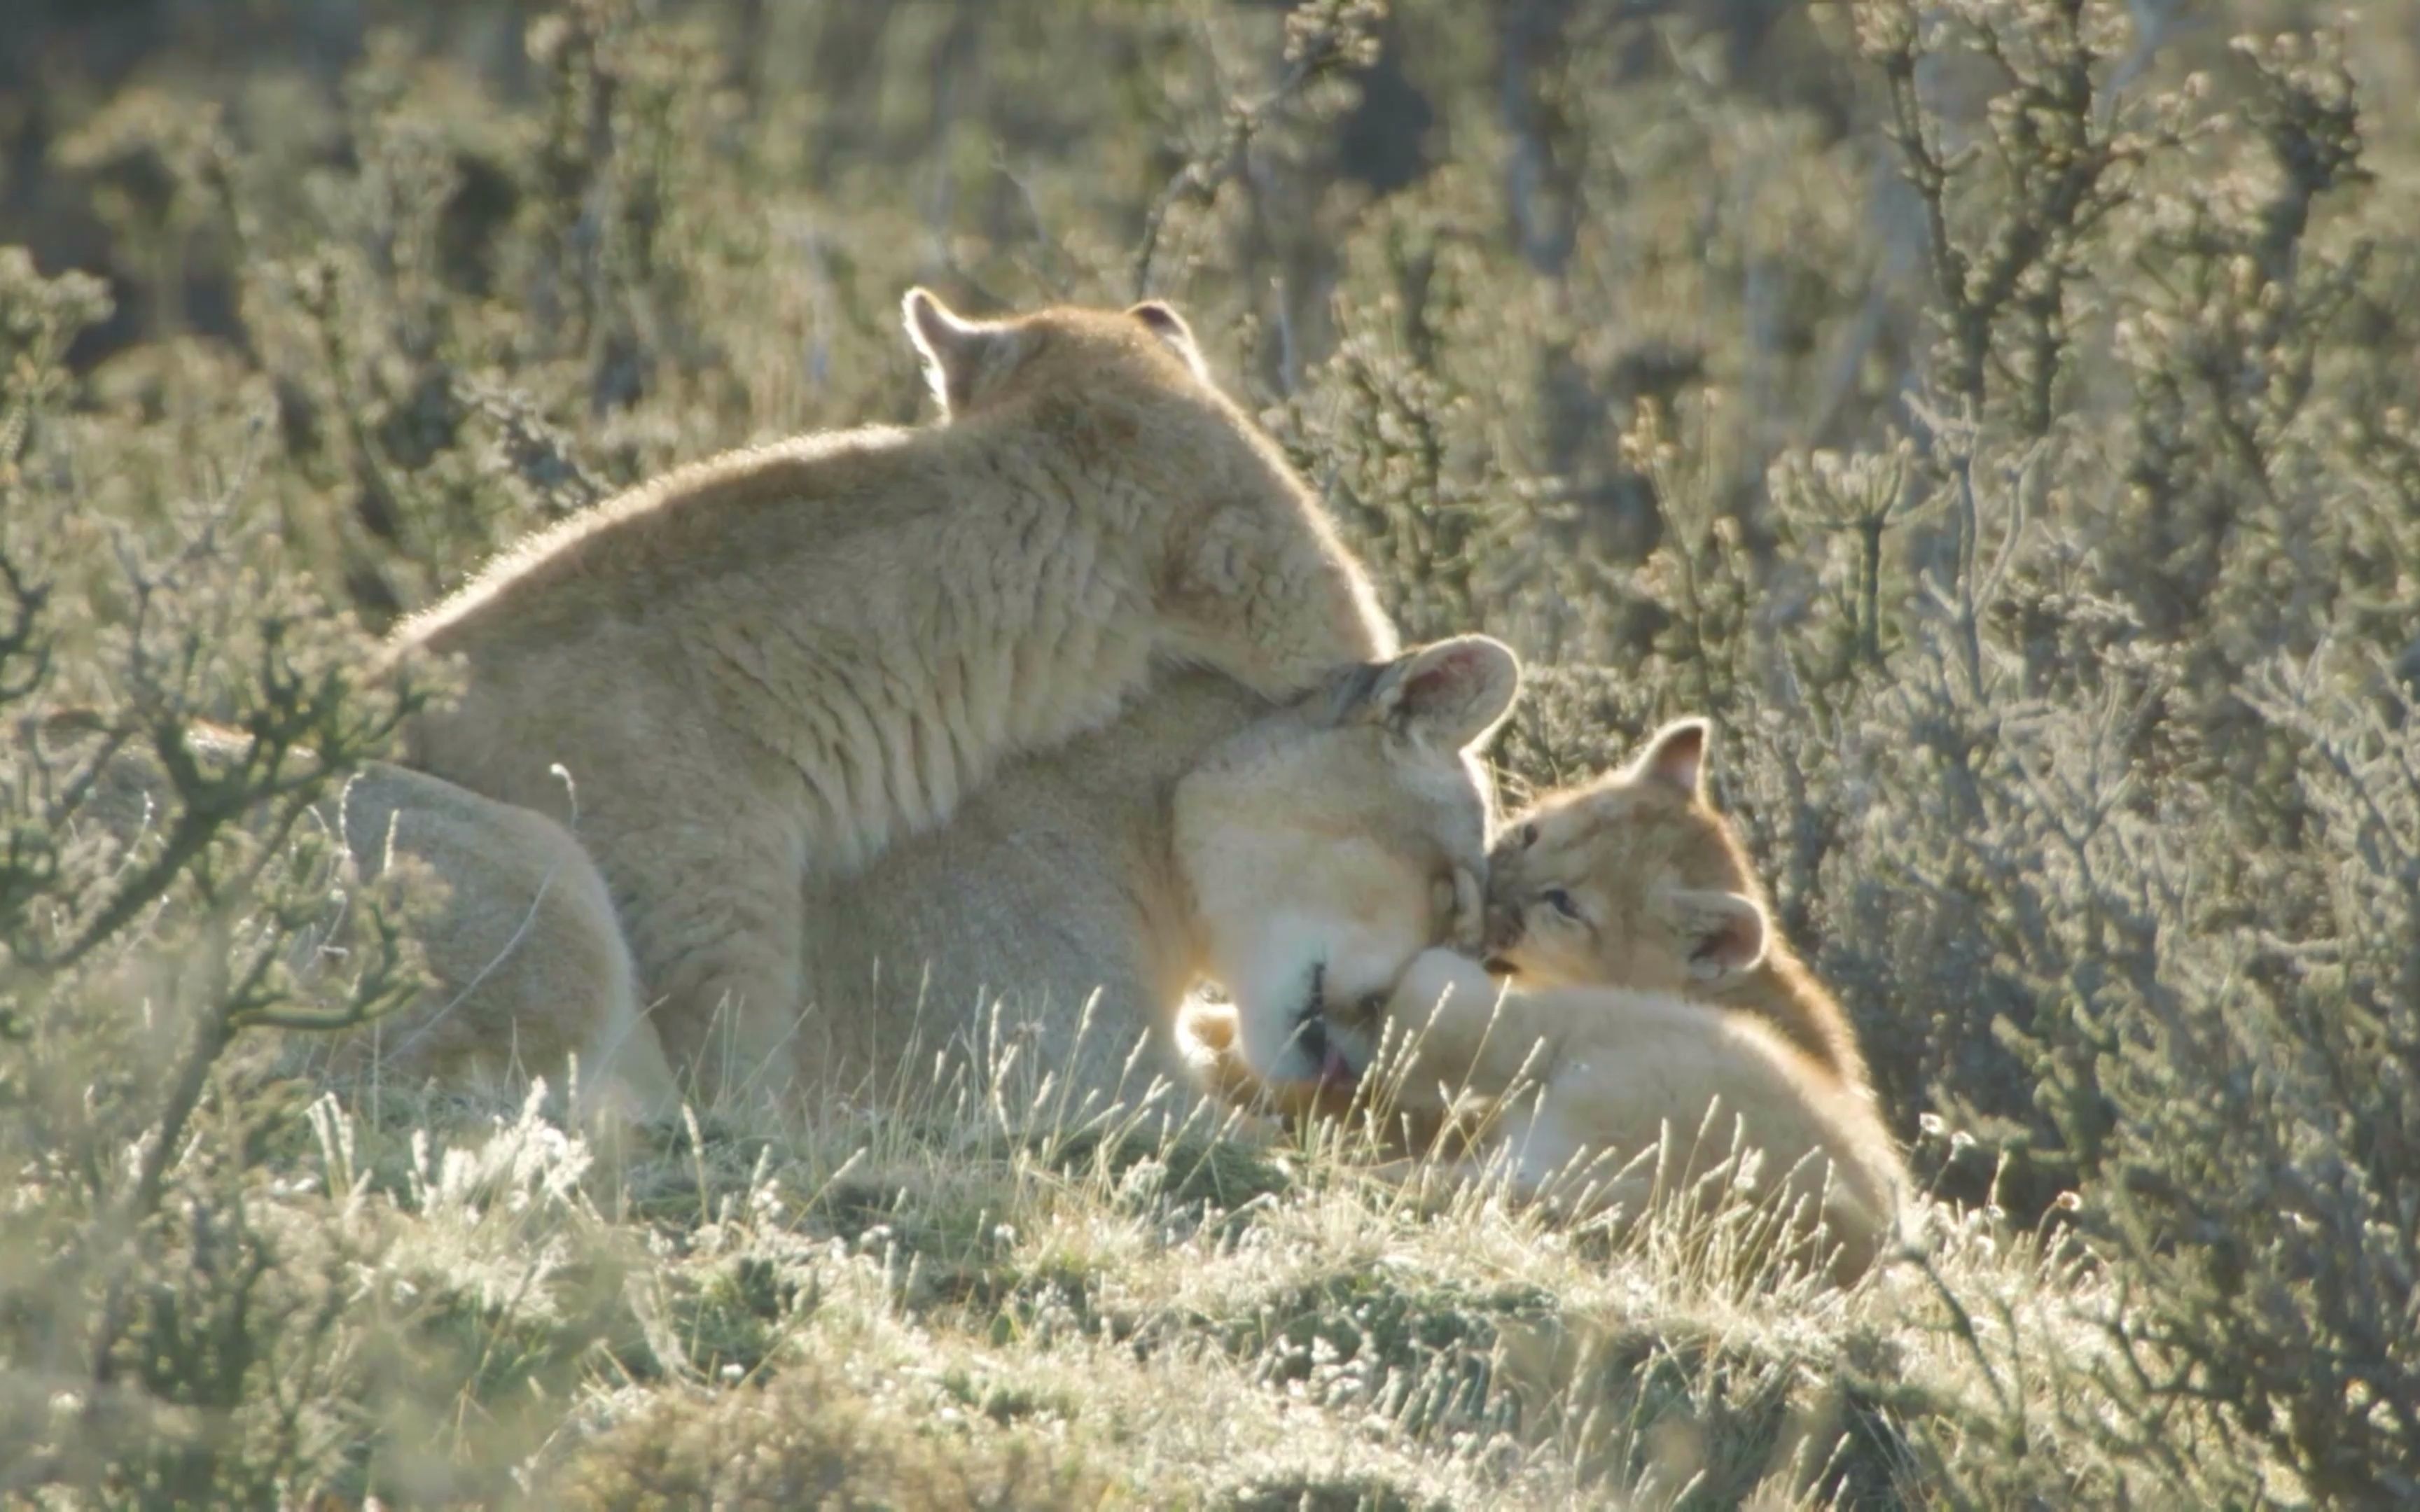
[4,0,2419,1502]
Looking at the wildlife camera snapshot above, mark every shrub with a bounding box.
[3,0,2415,1502]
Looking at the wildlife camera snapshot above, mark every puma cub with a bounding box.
[1483,718,1870,1092]
[384,290,1393,1094]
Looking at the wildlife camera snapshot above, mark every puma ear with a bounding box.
[1671,888,1767,985]
[1630,717,1711,798]
[1176,999,1241,1057]
[903,287,1015,416]
[1359,636,1521,751]
[1175,1000,1276,1111]
[1127,299,1211,382]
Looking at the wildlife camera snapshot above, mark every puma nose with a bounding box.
[1293,1011,1357,1088]
[1294,1011,1330,1067]
[1483,903,1524,955]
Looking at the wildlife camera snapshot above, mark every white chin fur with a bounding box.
[1214,919,1333,1084]
[1232,986,1323,1084]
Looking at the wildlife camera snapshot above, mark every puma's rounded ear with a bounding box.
[901,287,1003,416]
[1127,299,1211,381]
[1176,999,1241,1056]
[1127,300,1191,343]
[1360,636,1522,751]
[1632,717,1711,798]
[1174,1001,1267,1110]
[903,287,974,362]
[1672,889,1768,985]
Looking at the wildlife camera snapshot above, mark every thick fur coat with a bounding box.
[384,292,1394,1091]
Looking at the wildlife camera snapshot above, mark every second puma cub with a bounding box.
[1482,718,1870,1092]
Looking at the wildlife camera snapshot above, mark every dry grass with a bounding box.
[6,0,2417,1503]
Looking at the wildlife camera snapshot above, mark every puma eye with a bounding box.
[1520,822,1541,849]
[1541,888,1581,920]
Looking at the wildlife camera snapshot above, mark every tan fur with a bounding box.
[1379,951,1904,1284]
[793,638,1517,1105]
[1181,719,1907,1282]
[382,290,1394,1095]
[1484,718,1872,1091]
[56,719,677,1122]
[1181,946,1901,1283]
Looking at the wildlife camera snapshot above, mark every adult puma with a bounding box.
[795,638,1518,1105]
